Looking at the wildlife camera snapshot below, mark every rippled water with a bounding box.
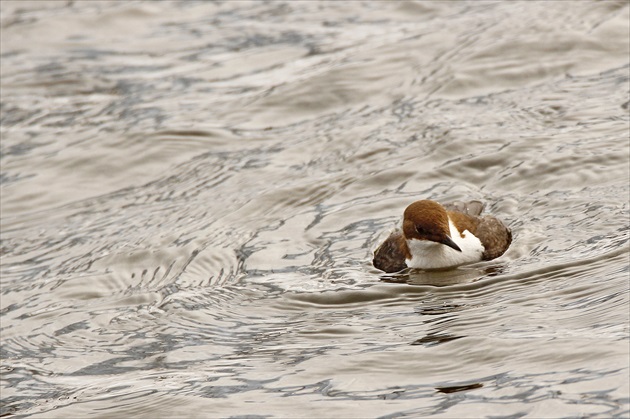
[1,1,629,417]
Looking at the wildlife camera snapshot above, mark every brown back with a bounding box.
[372,230,409,273]
[444,200,511,260]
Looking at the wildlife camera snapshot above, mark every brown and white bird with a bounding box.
[373,200,512,273]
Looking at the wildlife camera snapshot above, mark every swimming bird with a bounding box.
[373,199,511,273]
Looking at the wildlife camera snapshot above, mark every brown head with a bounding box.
[402,200,462,252]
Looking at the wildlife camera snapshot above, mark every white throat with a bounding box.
[405,219,484,270]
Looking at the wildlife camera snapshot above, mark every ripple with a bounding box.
[1,1,629,417]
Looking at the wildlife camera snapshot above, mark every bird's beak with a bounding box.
[441,235,462,252]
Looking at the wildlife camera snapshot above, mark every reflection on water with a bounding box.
[1,1,629,417]
[378,264,508,286]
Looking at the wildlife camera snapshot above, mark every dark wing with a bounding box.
[476,215,512,260]
[373,229,409,273]
[442,200,485,217]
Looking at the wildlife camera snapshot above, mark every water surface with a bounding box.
[1,1,629,417]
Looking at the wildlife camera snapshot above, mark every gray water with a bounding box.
[1,1,629,418]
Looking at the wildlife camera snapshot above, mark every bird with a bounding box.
[373,199,512,273]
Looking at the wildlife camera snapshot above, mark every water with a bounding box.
[1,1,629,417]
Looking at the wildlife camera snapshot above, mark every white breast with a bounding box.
[405,219,484,270]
